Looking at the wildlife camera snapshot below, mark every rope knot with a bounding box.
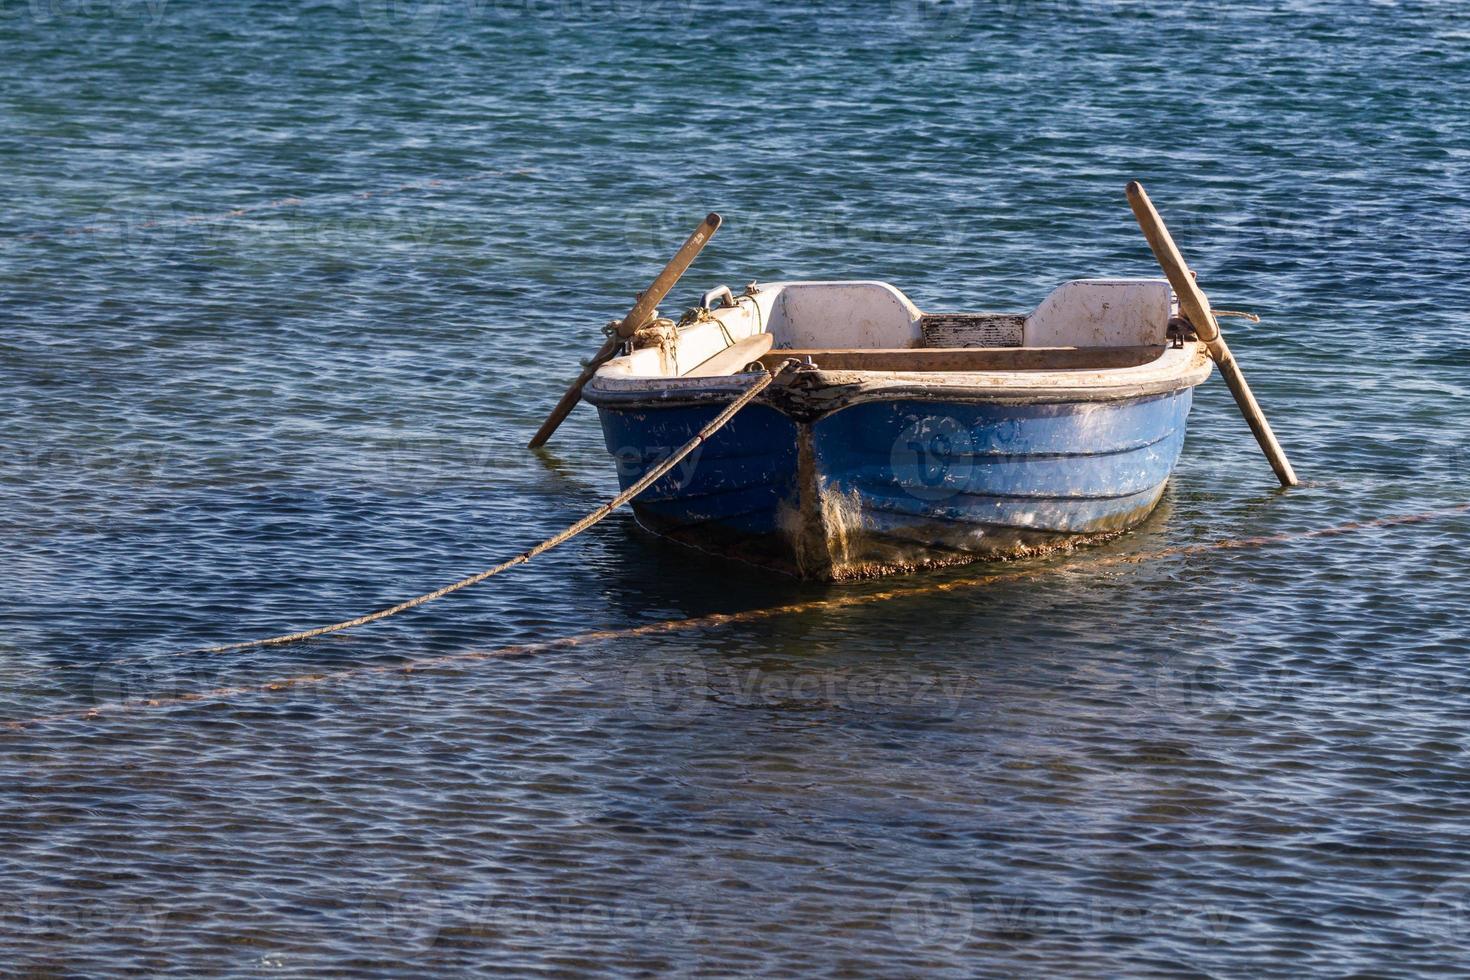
[627,317,681,374]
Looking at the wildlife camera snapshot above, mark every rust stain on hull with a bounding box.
[777,423,872,580]
[635,485,1167,583]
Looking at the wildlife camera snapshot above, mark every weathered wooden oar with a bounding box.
[527,212,723,449]
[1126,181,1299,488]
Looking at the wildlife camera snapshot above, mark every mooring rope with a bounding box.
[8,502,1466,730]
[185,360,798,655]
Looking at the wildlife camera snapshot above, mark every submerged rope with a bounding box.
[8,503,1467,730]
[190,360,797,655]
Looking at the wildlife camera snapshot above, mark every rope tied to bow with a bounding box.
[678,305,736,347]
[612,316,682,374]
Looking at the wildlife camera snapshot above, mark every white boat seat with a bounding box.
[1023,280,1173,347]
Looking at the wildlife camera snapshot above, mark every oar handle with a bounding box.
[1126,181,1299,488]
[527,212,723,449]
[1125,182,1222,343]
[615,212,723,338]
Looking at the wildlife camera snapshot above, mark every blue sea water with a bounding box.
[3,0,1470,975]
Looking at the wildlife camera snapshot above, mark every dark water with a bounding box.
[4,0,1470,975]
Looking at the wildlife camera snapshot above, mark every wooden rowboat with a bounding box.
[532,188,1294,582]
[583,278,1214,581]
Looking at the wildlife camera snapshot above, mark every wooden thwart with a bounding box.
[683,333,775,377]
[1126,181,1299,488]
[755,345,1164,374]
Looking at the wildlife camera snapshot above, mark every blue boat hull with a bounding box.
[596,390,1193,580]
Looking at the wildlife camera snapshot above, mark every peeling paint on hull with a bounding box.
[595,390,1195,582]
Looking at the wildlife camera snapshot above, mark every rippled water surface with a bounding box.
[4,1,1470,975]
